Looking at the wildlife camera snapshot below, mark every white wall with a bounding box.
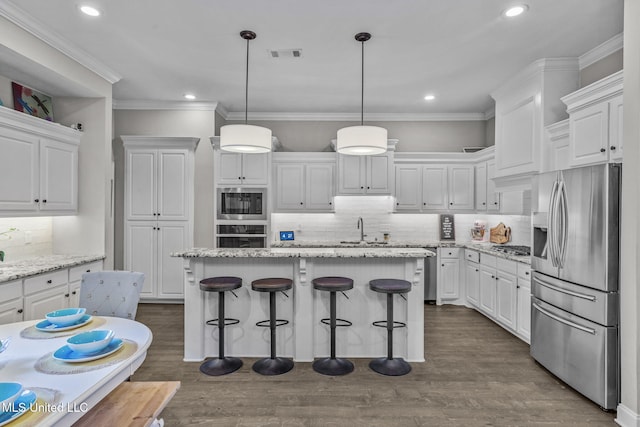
[227,119,488,152]
[618,0,640,422]
[112,109,216,269]
[0,217,52,261]
[271,196,530,246]
[580,49,623,88]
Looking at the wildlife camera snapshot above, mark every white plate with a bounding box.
[35,315,92,332]
[0,389,36,426]
[53,338,124,363]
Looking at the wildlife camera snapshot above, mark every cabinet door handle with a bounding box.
[47,279,52,284]
[242,177,246,180]
[482,202,486,205]
[491,275,495,279]
[42,199,47,203]
[396,203,399,206]
[65,293,70,297]
[86,269,91,273]
[72,291,77,295]
[494,202,498,205]
[449,202,453,205]
[329,202,332,205]
[516,285,520,289]
[441,264,445,267]
[600,148,606,153]
[17,309,23,314]
[367,186,370,189]
[300,202,304,205]
[610,146,616,150]
[34,199,39,203]
[360,186,364,189]
[475,269,479,272]
[423,202,426,205]
[495,277,499,281]
[153,213,157,216]
[525,271,530,275]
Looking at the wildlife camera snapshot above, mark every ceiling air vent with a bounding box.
[269,49,303,59]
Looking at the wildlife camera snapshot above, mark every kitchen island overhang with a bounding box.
[173,247,433,363]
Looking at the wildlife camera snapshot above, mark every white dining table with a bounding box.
[0,316,152,426]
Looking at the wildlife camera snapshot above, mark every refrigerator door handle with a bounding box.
[558,179,569,268]
[532,301,596,335]
[532,276,597,301]
[548,180,559,267]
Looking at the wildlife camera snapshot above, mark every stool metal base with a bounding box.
[199,357,243,376]
[369,357,411,376]
[312,357,354,376]
[252,357,294,375]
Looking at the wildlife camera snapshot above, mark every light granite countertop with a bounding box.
[0,254,105,284]
[269,240,531,265]
[172,247,433,258]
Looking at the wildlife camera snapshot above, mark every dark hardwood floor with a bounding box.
[132,303,616,426]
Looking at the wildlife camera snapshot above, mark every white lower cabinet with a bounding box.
[465,259,480,308]
[126,221,188,299]
[437,248,463,304]
[0,260,104,325]
[0,280,23,324]
[479,263,497,317]
[516,263,532,343]
[24,285,69,321]
[495,271,517,331]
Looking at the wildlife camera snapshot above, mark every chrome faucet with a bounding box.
[357,217,367,242]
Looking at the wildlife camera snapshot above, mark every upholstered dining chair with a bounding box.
[79,271,145,319]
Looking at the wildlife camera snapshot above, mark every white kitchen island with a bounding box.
[173,247,432,363]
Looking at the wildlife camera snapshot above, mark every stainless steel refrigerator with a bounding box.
[531,163,620,410]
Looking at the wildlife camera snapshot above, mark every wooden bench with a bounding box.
[73,381,180,427]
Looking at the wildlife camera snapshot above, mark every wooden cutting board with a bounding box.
[490,222,511,244]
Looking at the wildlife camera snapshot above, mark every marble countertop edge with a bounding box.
[0,254,106,284]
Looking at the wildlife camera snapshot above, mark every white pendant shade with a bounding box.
[336,125,388,155]
[220,124,272,153]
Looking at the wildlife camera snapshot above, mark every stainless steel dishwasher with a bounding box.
[424,248,437,303]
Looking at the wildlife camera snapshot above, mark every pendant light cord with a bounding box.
[360,39,364,126]
[245,36,249,125]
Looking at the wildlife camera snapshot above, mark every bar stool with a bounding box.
[199,276,243,376]
[369,278,412,376]
[312,276,354,376]
[251,278,294,375]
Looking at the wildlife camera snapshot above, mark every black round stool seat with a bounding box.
[369,279,411,294]
[312,276,354,376]
[200,276,242,292]
[369,278,412,377]
[199,276,243,376]
[251,277,293,292]
[251,277,294,376]
[312,276,354,292]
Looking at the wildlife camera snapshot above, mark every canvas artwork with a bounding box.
[11,82,53,121]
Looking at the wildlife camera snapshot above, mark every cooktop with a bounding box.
[491,245,531,256]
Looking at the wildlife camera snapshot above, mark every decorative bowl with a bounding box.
[0,382,23,410]
[45,308,86,326]
[66,330,115,355]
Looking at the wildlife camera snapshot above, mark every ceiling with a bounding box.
[2,0,624,117]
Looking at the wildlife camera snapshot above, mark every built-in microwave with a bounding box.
[217,188,266,220]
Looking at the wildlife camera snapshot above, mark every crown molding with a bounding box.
[222,111,487,122]
[113,100,219,111]
[214,103,229,119]
[484,106,495,120]
[579,33,624,70]
[0,1,122,84]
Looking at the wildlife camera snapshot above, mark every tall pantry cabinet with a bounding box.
[122,136,199,300]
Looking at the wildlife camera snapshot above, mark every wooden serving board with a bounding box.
[490,222,511,244]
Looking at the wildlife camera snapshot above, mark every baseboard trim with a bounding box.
[616,404,640,426]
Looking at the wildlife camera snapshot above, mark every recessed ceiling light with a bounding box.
[424,94,436,101]
[184,94,196,100]
[503,4,528,17]
[79,5,101,17]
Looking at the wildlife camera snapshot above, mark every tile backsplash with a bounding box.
[0,217,53,261]
[271,196,531,245]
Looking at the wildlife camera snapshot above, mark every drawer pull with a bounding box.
[72,291,77,295]
[47,279,52,284]
[17,309,23,314]
[525,271,530,275]
[65,293,70,297]
[86,269,91,273]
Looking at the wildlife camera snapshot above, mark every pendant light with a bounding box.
[336,32,387,155]
[220,30,272,153]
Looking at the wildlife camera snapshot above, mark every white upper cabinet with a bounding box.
[272,153,335,212]
[543,119,570,172]
[422,165,448,210]
[217,152,269,186]
[447,165,474,210]
[561,71,623,167]
[0,107,81,216]
[486,160,500,211]
[474,162,487,210]
[394,165,421,210]
[126,147,191,221]
[491,58,579,186]
[338,152,393,195]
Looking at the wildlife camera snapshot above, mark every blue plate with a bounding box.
[35,314,92,332]
[53,338,124,363]
[0,389,36,426]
